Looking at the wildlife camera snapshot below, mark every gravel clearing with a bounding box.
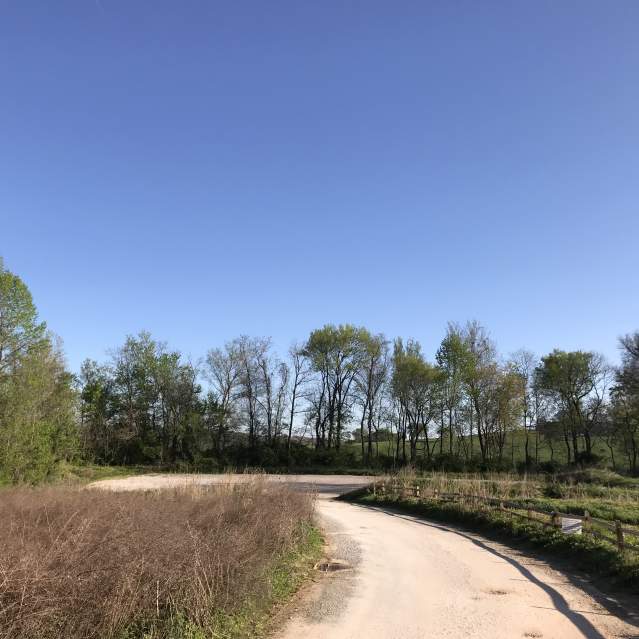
[89,473,373,496]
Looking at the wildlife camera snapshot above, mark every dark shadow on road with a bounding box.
[349,500,639,639]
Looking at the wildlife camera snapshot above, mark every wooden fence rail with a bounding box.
[370,480,639,554]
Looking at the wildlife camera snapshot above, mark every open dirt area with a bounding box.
[89,473,374,497]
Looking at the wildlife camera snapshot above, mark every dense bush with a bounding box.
[574,451,604,467]
[537,459,563,475]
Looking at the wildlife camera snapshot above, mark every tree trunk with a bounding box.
[564,429,572,464]
[469,404,474,458]
[584,430,592,456]
[366,403,374,461]
[448,407,453,455]
[286,385,297,460]
[359,407,366,463]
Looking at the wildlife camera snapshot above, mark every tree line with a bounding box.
[1,260,638,481]
[75,320,639,473]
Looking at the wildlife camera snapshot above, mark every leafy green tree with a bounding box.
[460,321,523,463]
[618,332,639,397]
[0,259,46,376]
[355,332,388,462]
[494,368,525,463]
[80,333,203,465]
[391,339,439,463]
[436,323,471,456]
[79,359,115,462]
[151,348,202,462]
[609,332,639,471]
[304,324,369,449]
[508,350,541,466]
[534,349,610,462]
[0,261,76,483]
[110,332,158,461]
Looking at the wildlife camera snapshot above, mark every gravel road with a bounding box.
[92,474,639,638]
[279,499,639,639]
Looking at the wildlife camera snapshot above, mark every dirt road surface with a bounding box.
[93,474,639,638]
[89,473,373,496]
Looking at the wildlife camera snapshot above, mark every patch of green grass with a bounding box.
[52,462,151,484]
[347,492,639,593]
[509,497,639,525]
[0,463,153,489]
[344,430,630,471]
[555,468,639,490]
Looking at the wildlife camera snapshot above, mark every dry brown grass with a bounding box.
[0,477,314,638]
[394,469,541,500]
[392,469,639,505]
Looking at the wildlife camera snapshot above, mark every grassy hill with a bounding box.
[343,429,624,470]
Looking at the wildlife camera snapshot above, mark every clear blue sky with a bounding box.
[2,1,638,372]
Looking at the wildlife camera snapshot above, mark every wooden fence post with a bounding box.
[551,512,561,529]
[526,508,533,521]
[615,521,625,551]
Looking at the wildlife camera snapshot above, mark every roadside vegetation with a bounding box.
[391,468,639,524]
[0,477,319,639]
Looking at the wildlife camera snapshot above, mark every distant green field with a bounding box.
[344,429,624,468]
